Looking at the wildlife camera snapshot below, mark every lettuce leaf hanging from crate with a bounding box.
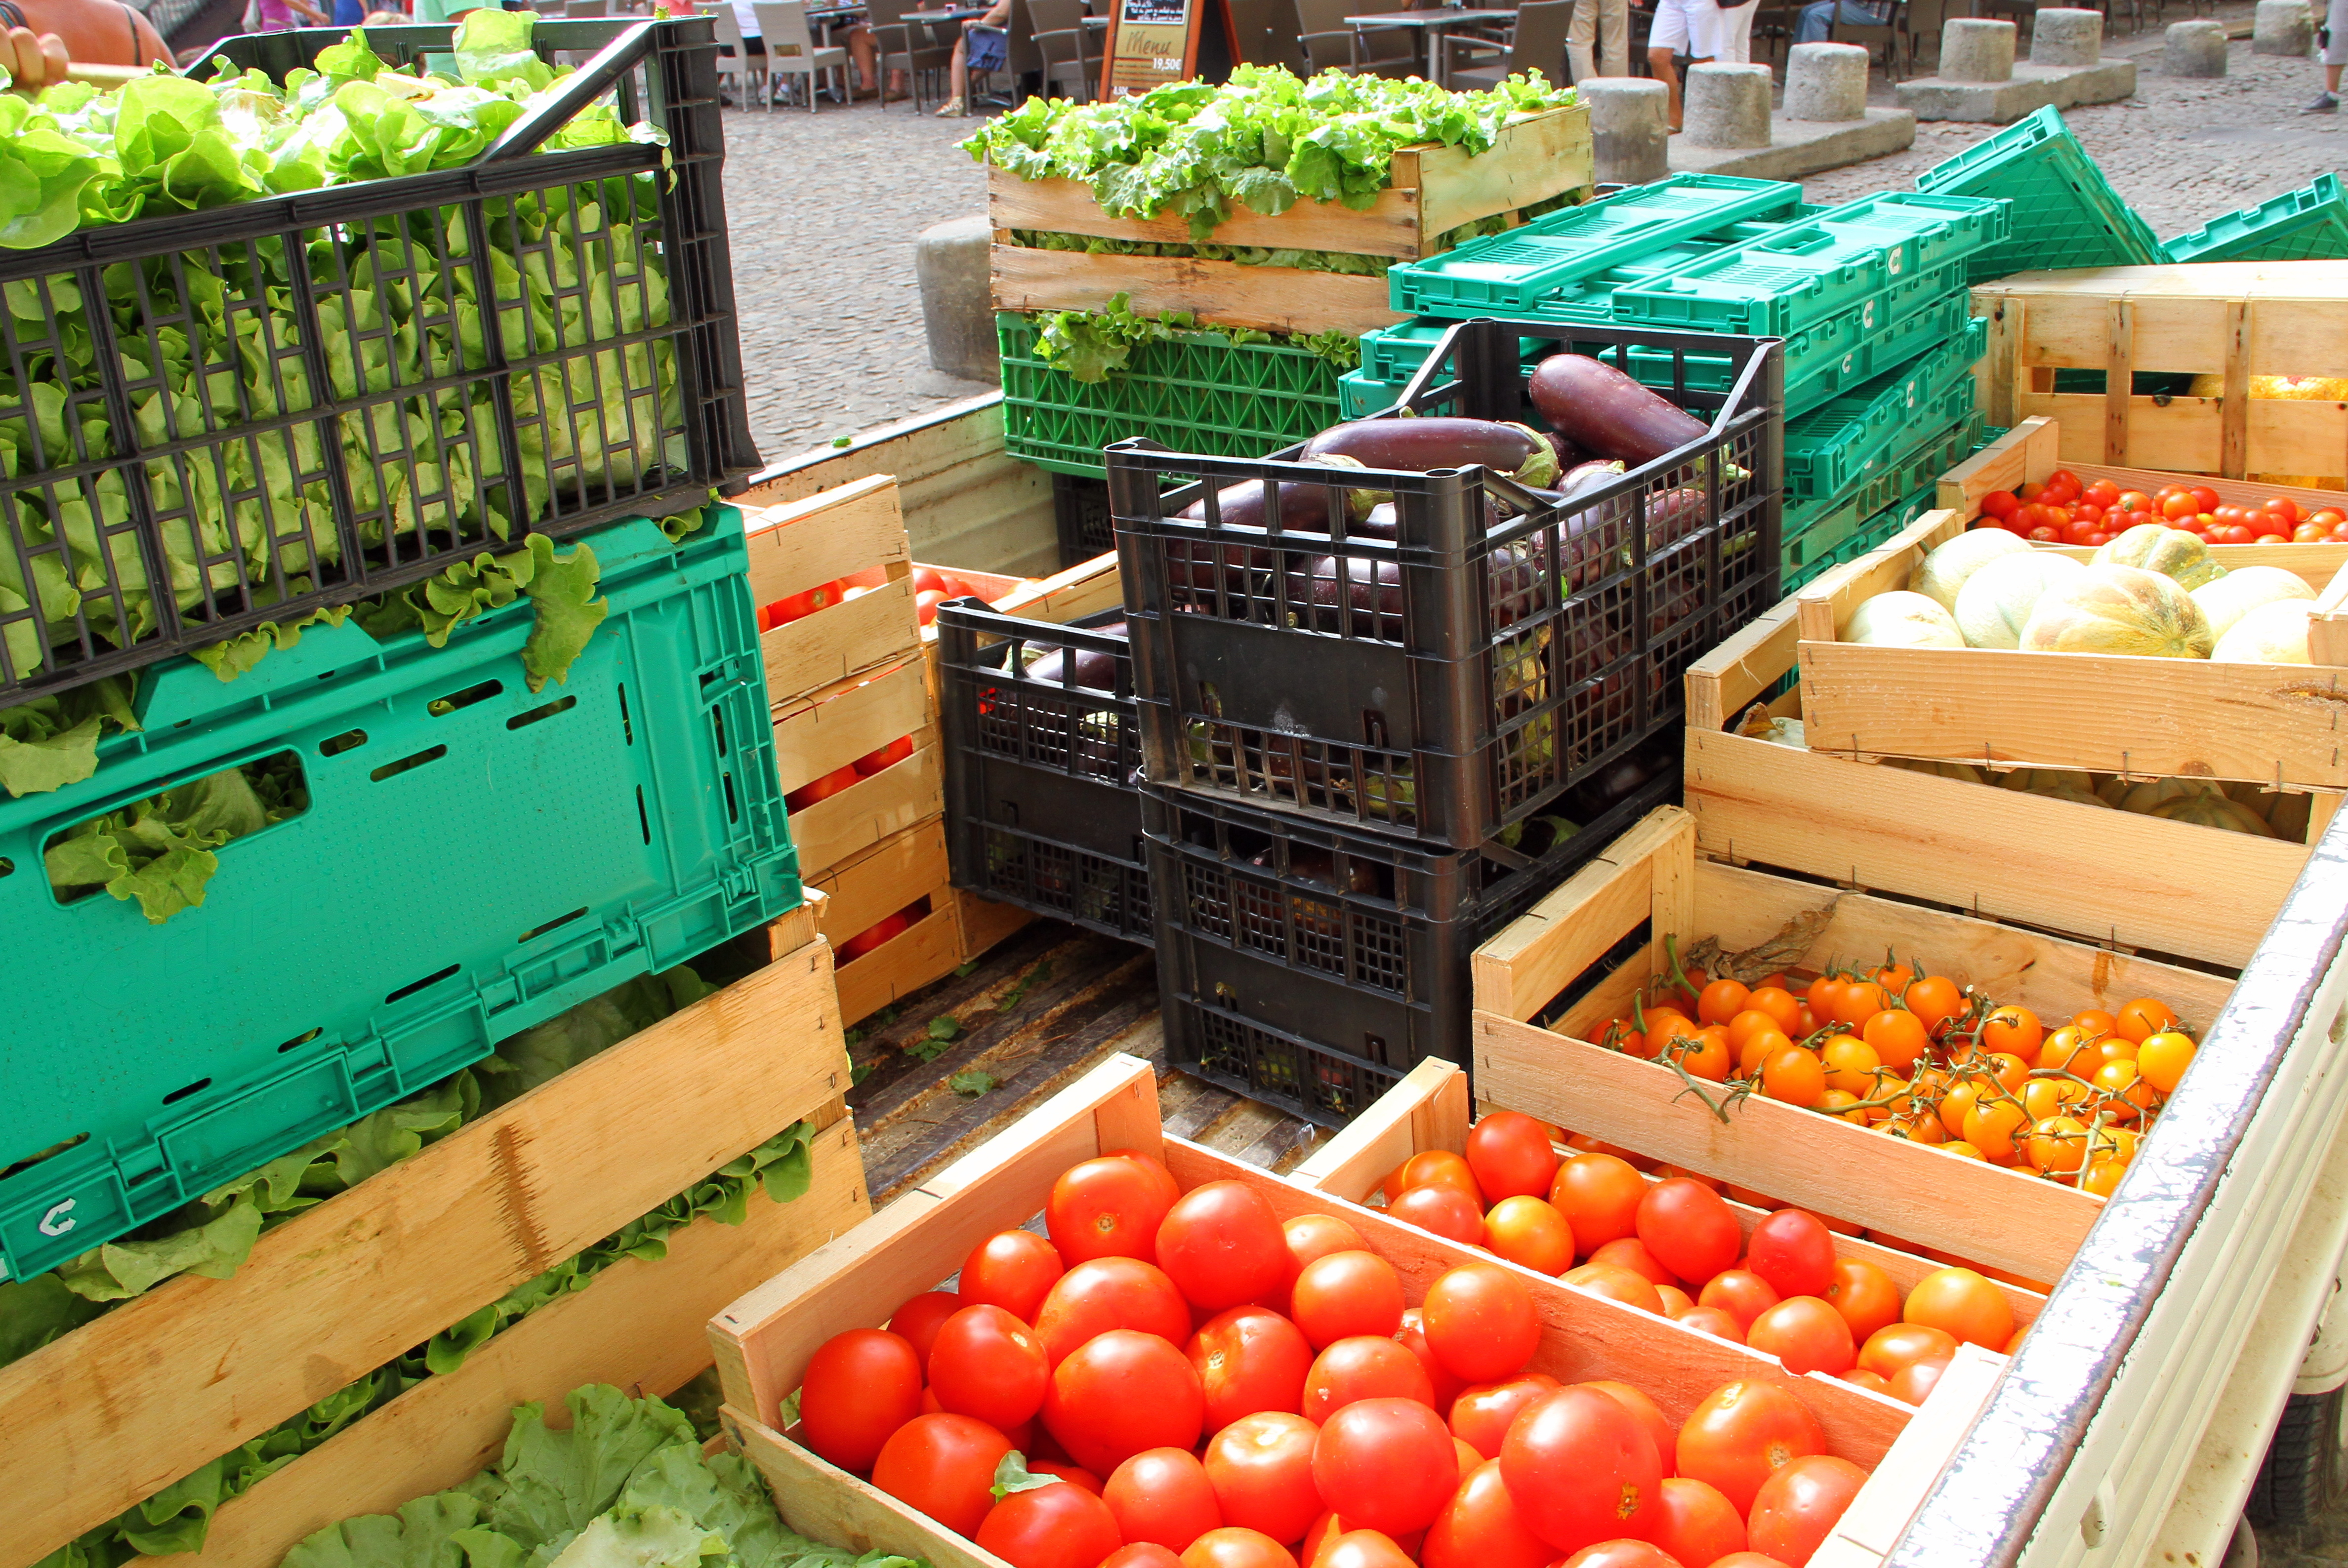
[41,749,308,923]
[1030,294,1364,384]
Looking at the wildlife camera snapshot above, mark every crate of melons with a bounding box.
[708,1053,2003,1568]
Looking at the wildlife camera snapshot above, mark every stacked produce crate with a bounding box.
[0,18,875,1568]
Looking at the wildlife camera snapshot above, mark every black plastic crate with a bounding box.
[1107,319,1781,850]
[1152,760,1682,1126]
[1052,472,1115,567]
[0,17,756,708]
[937,598,1153,945]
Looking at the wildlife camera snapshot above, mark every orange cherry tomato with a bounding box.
[1860,1009,1928,1075]
[1761,1046,1827,1108]
[1981,1006,2043,1061]
[2115,998,2179,1044]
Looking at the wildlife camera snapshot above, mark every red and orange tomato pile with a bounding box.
[760,565,989,633]
[1373,1118,2013,1398]
[792,1151,1870,1568]
[1973,470,2348,547]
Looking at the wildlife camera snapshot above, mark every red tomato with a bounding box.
[836,912,908,964]
[1562,1262,1665,1316]
[1575,1381,1674,1481]
[1034,1459,1104,1492]
[2028,525,2064,544]
[1304,1335,1436,1421]
[1300,1514,1425,1568]
[1466,1112,1562,1202]
[1107,1548,1189,1568]
[915,589,951,627]
[1313,1397,1460,1536]
[1188,1306,1315,1430]
[2190,484,2221,513]
[1318,1531,1416,1568]
[2215,522,2257,545]
[1158,1181,1292,1311]
[1386,1184,1486,1245]
[962,1230,1067,1324]
[1674,1381,1826,1514]
[1450,1373,1563,1459]
[2315,508,2348,525]
[1483,1196,1575,1277]
[763,580,844,628]
[1290,1251,1405,1349]
[1978,490,2019,520]
[977,1481,1125,1568]
[2083,480,2121,510]
[1421,1263,1541,1382]
[1677,1305,1747,1343]
[1498,1385,1663,1553]
[1697,1270,1780,1332]
[1588,1237,1679,1289]
[1645,1476,1745,1566]
[1422,1458,1555,1568]
[1857,1323,1959,1381]
[1034,1256,1193,1365]
[1109,1447,1226,1553]
[871,1413,1015,1536]
[1888,1355,1951,1407]
[799,1327,923,1470]
[1044,1329,1207,1476]
[1183,1528,1301,1568]
[1285,1214,1369,1285]
[1394,1308,1467,1410]
[1636,1179,1742,1286]
[785,764,862,813]
[1557,1544,1682,1568]
[1204,1412,1323,1544]
[931,1305,1051,1430]
[1550,1154,1648,1255]
[1049,1155,1182,1264]
[1745,1297,1857,1377]
[911,566,954,596]
[2296,523,2327,542]
[2161,492,2199,522]
[1745,1210,1836,1300]
[1748,1455,1867,1567]
[886,1289,964,1369]
[853,734,916,777]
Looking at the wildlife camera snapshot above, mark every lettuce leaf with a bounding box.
[41,749,305,923]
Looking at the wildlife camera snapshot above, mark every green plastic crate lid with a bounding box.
[1785,318,1989,498]
[1387,173,1807,315]
[1339,367,1405,419]
[1916,107,2163,282]
[1814,191,2013,276]
[2163,173,2348,263]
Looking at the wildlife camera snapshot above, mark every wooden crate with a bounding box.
[986,106,1593,263]
[1794,510,2348,790]
[1938,416,2348,538]
[778,659,944,878]
[748,476,924,706]
[1,902,852,1568]
[708,1052,2002,1568]
[1975,262,2348,482]
[814,817,951,950]
[1683,563,2319,970]
[991,246,1405,338]
[1469,807,2236,1285]
[1292,1059,2049,1328]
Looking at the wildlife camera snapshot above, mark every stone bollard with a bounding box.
[1683,62,1775,149]
[916,216,999,383]
[2028,7,2103,65]
[2165,18,2229,74]
[2254,0,2314,55]
[1784,42,1871,121]
[1941,17,2018,81]
[1584,77,1673,182]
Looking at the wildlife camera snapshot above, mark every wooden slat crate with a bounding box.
[1469,808,2236,1286]
[1292,1060,2049,1327]
[1793,510,2348,790]
[778,659,944,878]
[991,247,1405,338]
[2,902,855,1568]
[1683,556,2320,969]
[1975,261,2348,482]
[707,1054,2003,1568]
[748,476,924,706]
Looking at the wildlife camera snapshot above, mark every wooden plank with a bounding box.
[775,658,930,793]
[1469,808,1697,1022]
[1687,597,1802,736]
[786,737,946,880]
[191,1113,870,1568]
[1411,109,1594,240]
[0,944,849,1567]
[743,476,911,605]
[762,574,921,707]
[1936,415,2060,516]
[812,818,951,946]
[991,551,1126,626]
[953,886,1037,965]
[990,245,1405,337]
[833,899,963,1027]
[1810,1345,2007,1568]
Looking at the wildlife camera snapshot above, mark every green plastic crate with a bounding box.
[1386,173,1809,315]
[1916,106,2163,282]
[1785,318,1989,500]
[1813,191,2014,279]
[0,507,799,1283]
[1360,322,1551,385]
[2163,174,2348,263]
[1339,367,1404,418]
[998,315,1346,477]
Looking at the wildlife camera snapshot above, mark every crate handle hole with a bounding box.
[711,708,729,760]
[508,696,578,731]
[386,963,461,1004]
[1213,982,1237,1007]
[722,769,739,824]
[637,785,651,845]
[427,679,503,717]
[45,751,309,906]
[1361,711,1388,749]
[278,1027,322,1053]
[1363,1033,1389,1061]
[0,856,11,878]
[618,683,633,745]
[320,728,368,757]
[1,1130,87,1181]
[519,907,588,944]
[162,1076,212,1106]
[369,745,447,783]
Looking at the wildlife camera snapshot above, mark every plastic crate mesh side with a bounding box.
[1175,998,1402,1124]
[979,825,1153,942]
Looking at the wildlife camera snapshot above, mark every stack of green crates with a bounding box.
[2162,173,2348,263]
[1914,106,2162,281]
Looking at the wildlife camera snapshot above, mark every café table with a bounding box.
[1340,7,1518,86]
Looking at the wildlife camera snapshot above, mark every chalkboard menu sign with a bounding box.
[1101,0,1201,95]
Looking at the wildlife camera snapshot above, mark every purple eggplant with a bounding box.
[1528,354,1711,468]
[1176,456,1372,535]
[1026,624,1127,692]
[1284,555,1404,628]
[1301,417,1559,488]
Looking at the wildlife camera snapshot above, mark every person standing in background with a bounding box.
[1566,0,1627,83]
[1792,0,1885,42]
[1711,0,1757,61]
[0,0,166,63]
[253,0,329,25]
[2307,0,2347,109]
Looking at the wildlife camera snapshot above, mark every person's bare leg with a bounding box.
[1649,45,1681,129]
[849,25,877,91]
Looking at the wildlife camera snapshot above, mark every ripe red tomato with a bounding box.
[915,588,952,627]
[1107,1548,1188,1568]
[1044,1328,1207,1475]
[798,1327,923,1471]
[1158,1181,1292,1311]
[1561,1262,1664,1316]
[1745,1297,1857,1377]
[1204,1412,1323,1544]
[871,1413,1015,1536]
[1587,1237,1678,1289]
[1421,1263,1541,1382]
[1386,1184,1485,1245]
[1285,1214,1369,1286]
[853,734,916,777]
[761,579,844,629]
[1745,1209,1836,1300]
[1317,1531,1416,1568]
[1183,1528,1302,1568]
[1313,1397,1460,1536]
[1303,1335,1436,1421]
[1033,1256,1192,1365]
[1556,1544,1681,1568]
[930,1304,1051,1430]
[1647,1475,1745,1566]
[1677,1304,1746,1343]
[1823,1260,1902,1344]
[886,1289,964,1369]
[1498,1385,1663,1553]
[836,912,909,964]
[1188,1306,1315,1429]
[1674,1380,1826,1514]
[2212,522,2255,545]
[1636,1178,1741,1286]
[1049,1154,1181,1264]
[977,1480,1124,1568]
[1748,1454,1868,1566]
[1889,1355,1951,1407]
[1450,1373,1563,1459]
[785,763,862,813]
[2083,480,2121,510]
[1582,1379,1676,1470]
[1978,490,2019,520]
[2190,484,2222,513]
[1032,1459,1103,1492]
[1550,1154,1647,1256]
[1393,1308,1466,1410]
[1421,1458,1554,1568]
[1109,1447,1226,1553]
[1290,1251,1405,1349]
[910,566,954,596]
[1466,1112,1562,1202]
[962,1230,1066,1324]
[1696,1270,1780,1332]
